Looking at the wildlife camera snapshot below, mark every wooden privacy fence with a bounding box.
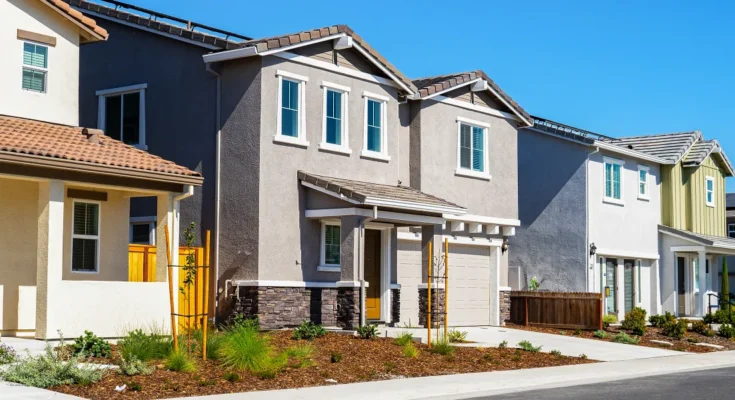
[509,291,603,331]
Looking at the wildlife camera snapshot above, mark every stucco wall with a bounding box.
[659,233,690,314]
[510,129,589,291]
[0,0,80,125]
[0,177,38,333]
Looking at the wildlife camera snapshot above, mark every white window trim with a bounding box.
[21,41,48,94]
[455,117,491,180]
[96,83,147,150]
[705,176,715,207]
[360,92,390,161]
[603,156,625,206]
[274,71,309,147]
[70,200,101,274]
[129,216,156,245]
[318,221,341,272]
[319,82,351,155]
[637,165,650,201]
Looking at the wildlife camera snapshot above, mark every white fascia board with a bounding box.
[456,116,492,129]
[273,52,399,88]
[305,208,371,219]
[203,46,258,63]
[595,248,661,260]
[301,181,361,204]
[594,141,670,165]
[658,228,712,246]
[398,232,502,247]
[670,246,708,253]
[364,196,466,215]
[443,213,521,227]
[421,78,483,101]
[352,42,414,95]
[377,210,444,225]
[96,83,148,96]
[430,95,520,122]
[258,33,345,56]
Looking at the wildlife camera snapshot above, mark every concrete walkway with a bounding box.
[0,382,80,400]
[382,326,681,361]
[171,351,735,400]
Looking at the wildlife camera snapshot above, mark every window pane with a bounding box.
[326,90,341,145]
[105,95,122,141]
[282,109,298,137]
[613,164,621,199]
[131,223,150,244]
[122,92,140,145]
[367,127,381,152]
[640,183,646,195]
[281,80,299,137]
[73,202,99,236]
[472,126,484,172]
[326,118,340,145]
[707,180,713,191]
[324,225,340,265]
[605,164,612,198]
[72,238,97,272]
[366,100,382,152]
[21,68,45,92]
[23,43,47,68]
[459,124,471,169]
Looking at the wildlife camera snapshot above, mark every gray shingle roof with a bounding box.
[598,131,702,163]
[659,225,735,249]
[727,193,735,209]
[683,140,716,165]
[298,171,465,213]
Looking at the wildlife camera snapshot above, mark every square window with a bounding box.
[72,202,100,272]
[458,123,485,173]
[98,85,146,147]
[130,223,152,244]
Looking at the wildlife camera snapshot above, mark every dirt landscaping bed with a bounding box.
[50,331,593,400]
[507,323,735,353]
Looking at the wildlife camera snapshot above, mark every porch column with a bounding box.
[653,260,662,315]
[35,180,64,339]
[490,247,501,326]
[616,258,624,321]
[336,215,362,329]
[155,193,177,334]
[698,251,707,316]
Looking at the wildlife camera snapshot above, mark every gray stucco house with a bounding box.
[69,0,531,329]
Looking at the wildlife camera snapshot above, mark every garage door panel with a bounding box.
[397,241,421,326]
[448,245,491,326]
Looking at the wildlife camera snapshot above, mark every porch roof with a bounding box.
[298,171,466,216]
[659,225,735,251]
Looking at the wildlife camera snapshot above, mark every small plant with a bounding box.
[593,330,608,339]
[528,276,541,291]
[220,323,279,374]
[384,361,396,373]
[718,324,735,339]
[198,378,216,387]
[292,321,327,341]
[573,329,582,336]
[118,327,173,362]
[165,351,196,373]
[394,332,414,347]
[691,320,715,337]
[128,381,142,392]
[550,349,562,356]
[224,371,240,382]
[687,337,700,344]
[602,314,618,329]
[118,353,153,376]
[580,354,588,360]
[231,314,260,330]
[71,330,111,358]
[511,351,522,362]
[482,353,493,362]
[649,312,676,328]
[622,307,647,336]
[0,342,18,365]
[559,331,567,336]
[498,340,508,349]
[662,319,687,340]
[612,332,640,345]
[518,340,542,353]
[447,329,468,343]
[401,319,416,328]
[403,342,419,358]
[357,324,379,340]
[284,344,314,368]
[330,351,342,363]
[428,337,455,356]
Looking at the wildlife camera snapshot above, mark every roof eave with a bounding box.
[594,141,671,165]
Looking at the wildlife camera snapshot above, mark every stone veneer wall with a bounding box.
[391,288,400,326]
[418,288,445,328]
[500,289,511,326]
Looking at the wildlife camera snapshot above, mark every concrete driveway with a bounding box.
[382,326,682,361]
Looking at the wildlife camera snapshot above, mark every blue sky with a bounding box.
[130,0,735,191]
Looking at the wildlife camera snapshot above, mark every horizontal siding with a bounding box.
[444,85,473,104]
[473,91,502,110]
[336,49,384,76]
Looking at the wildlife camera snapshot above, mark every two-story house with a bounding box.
[69,0,529,329]
[0,0,202,339]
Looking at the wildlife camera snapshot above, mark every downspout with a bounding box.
[586,146,600,293]
[358,206,378,327]
[206,63,222,322]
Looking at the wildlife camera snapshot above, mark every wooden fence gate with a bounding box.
[509,291,603,330]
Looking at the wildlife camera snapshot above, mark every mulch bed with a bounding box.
[506,323,735,353]
[51,331,593,400]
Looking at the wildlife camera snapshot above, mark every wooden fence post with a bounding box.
[524,296,529,326]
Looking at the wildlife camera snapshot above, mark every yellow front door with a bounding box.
[364,229,382,320]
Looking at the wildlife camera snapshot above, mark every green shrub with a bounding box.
[622,307,647,336]
[691,320,715,337]
[284,344,314,368]
[224,371,240,382]
[118,353,153,376]
[447,329,468,343]
[649,312,676,328]
[602,314,618,329]
[498,340,508,349]
[231,315,260,330]
[517,340,542,353]
[165,351,196,373]
[292,321,327,341]
[403,342,418,358]
[71,330,111,358]
[394,332,414,347]
[0,342,17,365]
[550,349,562,356]
[356,324,379,340]
[330,351,342,363]
[593,330,608,339]
[573,329,582,336]
[687,337,700,343]
[220,323,273,372]
[662,319,687,340]
[1,341,103,388]
[612,332,640,345]
[708,310,733,325]
[428,337,455,356]
[118,327,173,362]
[718,324,735,339]
[188,327,226,361]
[580,354,588,360]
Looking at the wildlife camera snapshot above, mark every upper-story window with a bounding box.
[275,70,309,147]
[705,176,715,207]
[455,117,490,180]
[638,165,650,200]
[96,84,147,149]
[728,224,735,238]
[603,157,624,205]
[361,91,390,161]
[22,42,48,93]
[320,81,350,154]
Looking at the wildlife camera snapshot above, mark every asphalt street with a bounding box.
[472,366,735,399]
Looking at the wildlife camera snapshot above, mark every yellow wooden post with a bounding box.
[164,225,178,352]
[427,241,432,348]
[202,230,211,361]
[444,238,449,339]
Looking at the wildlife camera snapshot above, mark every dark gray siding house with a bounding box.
[725,194,735,293]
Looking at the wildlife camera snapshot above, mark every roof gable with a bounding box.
[598,131,701,163]
[42,0,108,42]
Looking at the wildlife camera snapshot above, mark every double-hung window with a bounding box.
[455,117,490,180]
[729,224,735,238]
[638,165,650,200]
[361,91,390,161]
[22,42,48,93]
[72,201,100,273]
[320,81,350,154]
[603,157,624,204]
[275,70,309,147]
[706,176,715,207]
[96,84,147,148]
[319,223,341,272]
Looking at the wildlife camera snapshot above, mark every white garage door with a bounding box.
[448,245,491,326]
[397,240,422,326]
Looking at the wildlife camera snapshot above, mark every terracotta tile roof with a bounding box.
[412,70,532,125]
[65,0,247,48]
[0,115,202,183]
[298,171,465,214]
[43,0,108,40]
[237,25,417,94]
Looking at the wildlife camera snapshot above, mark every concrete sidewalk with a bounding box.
[382,327,680,361]
[172,351,735,400]
[0,382,80,400]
